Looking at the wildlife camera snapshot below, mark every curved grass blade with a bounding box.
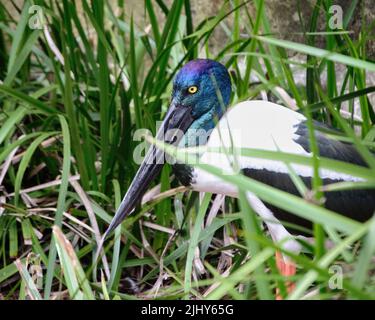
[0,84,56,114]
[0,106,26,145]
[13,132,56,206]
[255,35,375,72]
[53,226,95,300]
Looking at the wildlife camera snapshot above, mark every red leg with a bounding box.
[275,251,296,300]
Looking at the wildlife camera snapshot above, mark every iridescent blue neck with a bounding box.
[179,105,223,148]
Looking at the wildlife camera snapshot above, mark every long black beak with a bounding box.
[103,102,194,238]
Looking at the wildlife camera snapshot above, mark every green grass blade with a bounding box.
[14,259,42,300]
[53,226,95,300]
[184,192,212,298]
[255,35,375,72]
[44,115,71,299]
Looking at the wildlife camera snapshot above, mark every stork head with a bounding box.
[103,59,231,237]
[171,59,231,121]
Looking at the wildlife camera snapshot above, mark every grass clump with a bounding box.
[0,0,374,300]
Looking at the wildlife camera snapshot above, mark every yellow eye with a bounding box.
[188,86,198,94]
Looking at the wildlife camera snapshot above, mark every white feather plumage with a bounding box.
[191,100,363,194]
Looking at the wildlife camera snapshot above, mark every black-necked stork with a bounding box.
[103,59,375,298]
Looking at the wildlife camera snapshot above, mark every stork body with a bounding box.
[104,59,375,298]
[173,100,375,234]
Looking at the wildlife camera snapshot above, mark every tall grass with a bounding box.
[0,0,374,300]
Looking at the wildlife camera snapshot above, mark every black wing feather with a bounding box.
[243,120,375,235]
[294,120,368,166]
